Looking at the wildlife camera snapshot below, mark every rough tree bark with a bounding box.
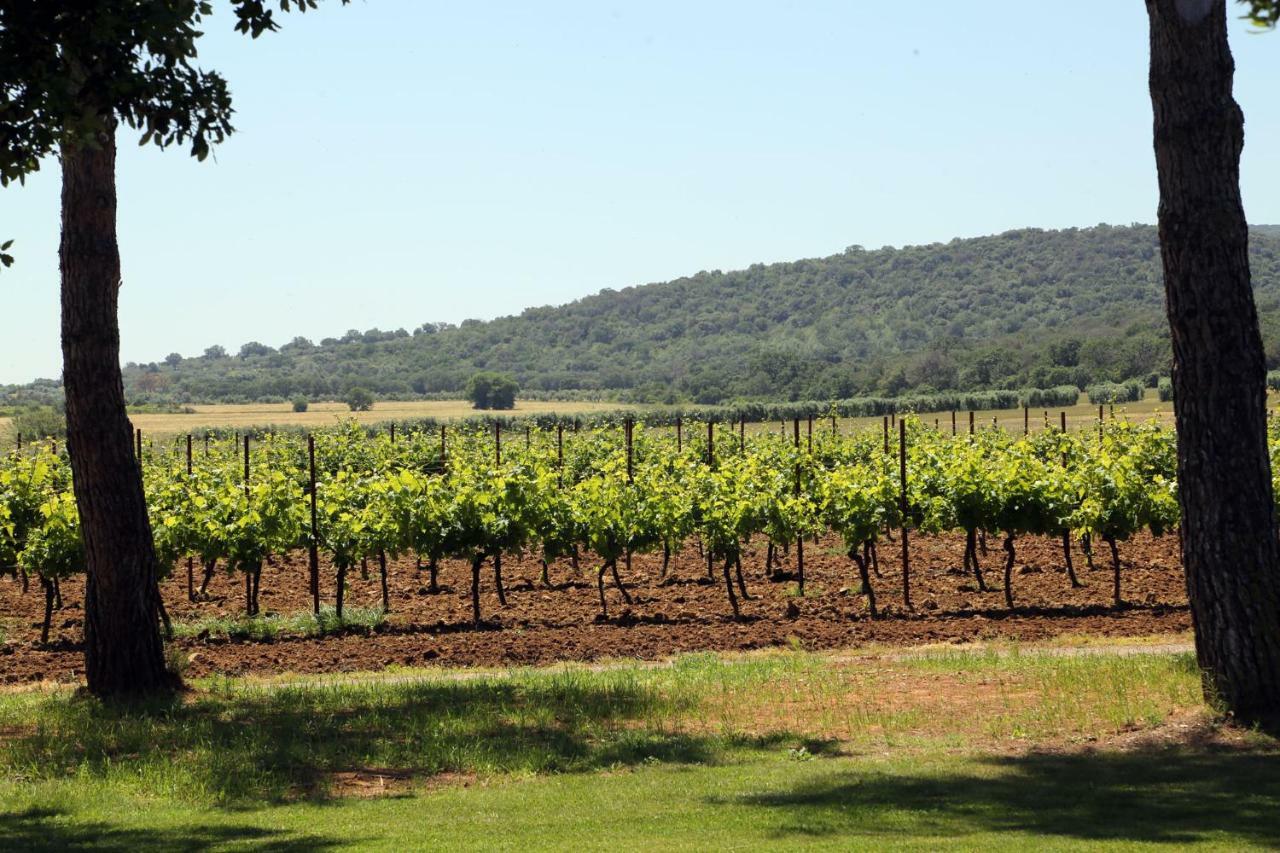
[1147,0,1280,722]
[60,129,171,696]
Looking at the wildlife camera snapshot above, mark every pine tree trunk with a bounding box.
[60,130,170,697]
[1147,0,1280,722]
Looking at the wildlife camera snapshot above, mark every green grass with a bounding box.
[0,644,1274,850]
[170,605,387,642]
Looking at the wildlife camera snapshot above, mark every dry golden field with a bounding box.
[127,399,632,438]
[747,396,1175,438]
[138,396,1178,440]
[0,395,1185,447]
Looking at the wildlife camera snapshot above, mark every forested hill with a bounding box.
[112,224,1280,405]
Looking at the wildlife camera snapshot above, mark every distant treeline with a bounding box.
[94,224,1280,407]
[173,387,1083,443]
[8,224,1280,410]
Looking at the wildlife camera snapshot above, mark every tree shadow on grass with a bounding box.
[727,740,1280,846]
[2,676,720,806]
[0,807,341,852]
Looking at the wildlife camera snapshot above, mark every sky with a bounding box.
[3,1,1279,383]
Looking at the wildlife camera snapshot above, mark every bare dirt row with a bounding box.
[0,530,1190,684]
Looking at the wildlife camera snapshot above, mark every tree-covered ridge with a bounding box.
[67,224,1280,405]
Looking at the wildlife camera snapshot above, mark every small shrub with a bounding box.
[1087,380,1143,405]
[1157,377,1174,402]
[12,406,66,440]
[291,397,309,413]
[344,387,374,412]
[466,372,519,410]
[1020,385,1080,408]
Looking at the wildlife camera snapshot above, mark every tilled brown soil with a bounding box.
[0,531,1190,684]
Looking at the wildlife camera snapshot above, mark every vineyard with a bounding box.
[0,413,1216,681]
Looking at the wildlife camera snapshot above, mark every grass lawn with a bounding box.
[2,641,1276,850]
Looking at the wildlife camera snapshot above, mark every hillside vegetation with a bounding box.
[13,224,1280,407]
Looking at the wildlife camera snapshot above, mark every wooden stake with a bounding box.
[900,418,912,610]
[625,418,634,483]
[308,434,320,614]
[186,435,194,601]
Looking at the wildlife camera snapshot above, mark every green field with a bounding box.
[2,640,1276,850]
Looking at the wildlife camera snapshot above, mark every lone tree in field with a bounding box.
[0,1,347,697]
[466,372,520,410]
[1145,0,1280,722]
[344,386,374,412]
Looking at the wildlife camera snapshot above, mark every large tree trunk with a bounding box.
[1147,0,1280,723]
[60,129,171,696]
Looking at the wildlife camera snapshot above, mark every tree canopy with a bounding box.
[466,372,519,410]
[16,223,1271,407]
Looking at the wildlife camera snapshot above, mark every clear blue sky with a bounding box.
[3,1,1279,383]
